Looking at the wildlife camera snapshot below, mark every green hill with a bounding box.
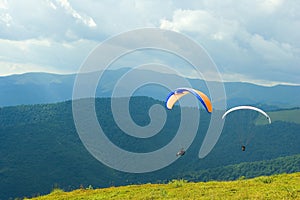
[256,108,300,125]
[0,97,299,199]
[25,172,300,200]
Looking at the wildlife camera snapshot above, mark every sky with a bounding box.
[0,0,299,86]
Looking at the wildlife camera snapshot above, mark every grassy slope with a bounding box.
[256,108,300,125]
[26,172,300,200]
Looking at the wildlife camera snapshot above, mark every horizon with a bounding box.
[1,68,300,87]
[0,1,299,86]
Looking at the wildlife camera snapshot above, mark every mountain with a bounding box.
[0,72,75,106]
[0,97,299,199]
[0,69,300,108]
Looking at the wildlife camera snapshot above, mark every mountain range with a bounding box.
[1,68,299,109]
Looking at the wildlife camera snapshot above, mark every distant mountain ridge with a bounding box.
[1,69,299,108]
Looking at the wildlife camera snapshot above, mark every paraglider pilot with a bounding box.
[176,148,186,157]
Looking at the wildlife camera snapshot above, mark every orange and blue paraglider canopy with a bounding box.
[165,87,212,113]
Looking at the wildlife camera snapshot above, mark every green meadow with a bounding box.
[26,172,300,200]
[256,108,300,125]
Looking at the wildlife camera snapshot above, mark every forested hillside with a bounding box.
[0,97,299,199]
[179,154,300,182]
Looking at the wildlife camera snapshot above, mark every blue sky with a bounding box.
[0,0,299,86]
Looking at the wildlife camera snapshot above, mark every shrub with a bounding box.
[168,179,188,188]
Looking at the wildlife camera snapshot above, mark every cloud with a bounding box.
[56,0,97,28]
[257,0,283,14]
[0,0,99,41]
[0,0,174,42]
[0,61,64,76]
[0,38,97,74]
[160,9,240,41]
[0,0,8,9]
[0,0,299,85]
[159,1,300,85]
[0,0,178,76]
[0,12,12,27]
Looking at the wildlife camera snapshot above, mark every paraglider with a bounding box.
[241,145,246,151]
[165,88,212,113]
[166,88,212,156]
[176,148,186,157]
[222,106,271,124]
[222,106,272,151]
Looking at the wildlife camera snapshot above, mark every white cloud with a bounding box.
[0,0,8,9]
[0,38,97,74]
[0,0,299,85]
[56,0,97,28]
[0,12,12,26]
[159,2,300,85]
[250,34,295,63]
[160,9,239,41]
[0,61,68,76]
[0,0,100,41]
[0,0,11,27]
[46,0,57,10]
[257,0,283,14]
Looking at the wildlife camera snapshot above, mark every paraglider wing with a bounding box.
[222,106,271,124]
[165,88,212,113]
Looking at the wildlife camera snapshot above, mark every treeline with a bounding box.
[177,154,300,182]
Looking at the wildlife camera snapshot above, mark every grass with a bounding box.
[256,108,300,125]
[25,172,300,200]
